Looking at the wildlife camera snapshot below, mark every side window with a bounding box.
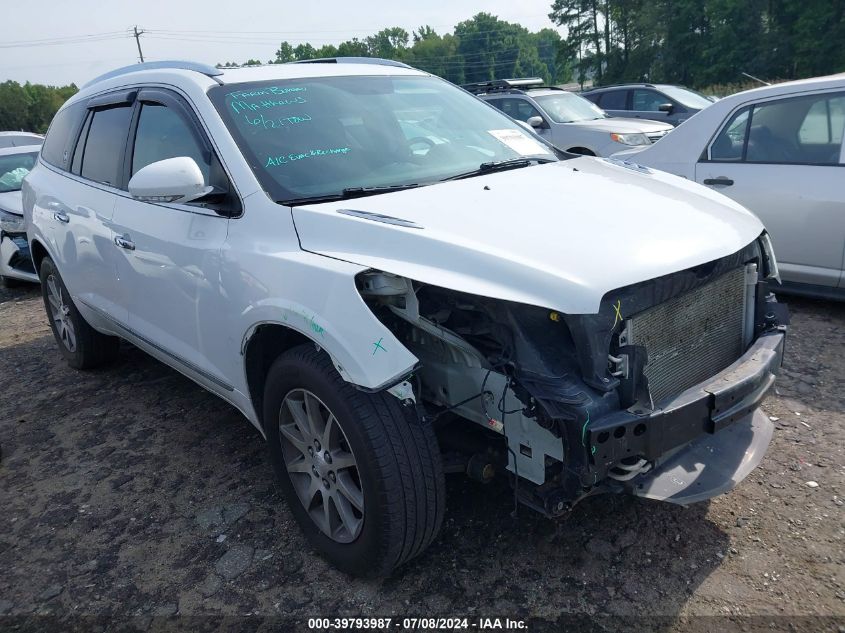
[130,96,236,211]
[486,98,505,113]
[487,98,513,118]
[632,89,667,112]
[797,94,845,153]
[798,99,831,144]
[493,98,542,123]
[709,106,751,161]
[598,90,627,110]
[514,99,543,122]
[132,102,211,181]
[79,105,133,186]
[748,92,845,165]
[41,102,85,170]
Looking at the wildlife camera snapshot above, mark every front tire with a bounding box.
[38,256,119,369]
[264,344,445,576]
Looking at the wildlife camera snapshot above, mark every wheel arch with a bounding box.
[242,318,416,432]
[29,237,50,274]
[243,322,315,431]
[566,146,596,156]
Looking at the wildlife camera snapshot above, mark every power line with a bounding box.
[140,21,560,46]
[144,33,529,62]
[142,16,553,37]
[0,31,130,49]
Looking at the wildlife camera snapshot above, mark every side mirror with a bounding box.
[128,156,212,204]
[526,115,545,128]
[658,103,674,113]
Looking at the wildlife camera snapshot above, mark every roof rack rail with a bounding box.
[83,61,223,88]
[461,77,555,95]
[293,57,412,69]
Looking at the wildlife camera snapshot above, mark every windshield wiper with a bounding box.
[280,183,421,206]
[342,184,421,197]
[442,157,556,182]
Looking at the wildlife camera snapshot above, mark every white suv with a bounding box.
[24,59,787,576]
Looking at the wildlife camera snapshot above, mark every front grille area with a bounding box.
[646,130,669,143]
[628,266,747,404]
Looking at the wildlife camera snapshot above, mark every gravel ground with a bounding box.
[0,282,843,632]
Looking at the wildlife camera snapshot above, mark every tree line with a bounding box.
[217,13,572,86]
[3,3,843,134]
[0,81,78,133]
[550,0,845,88]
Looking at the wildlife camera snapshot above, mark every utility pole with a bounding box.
[133,25,145,63]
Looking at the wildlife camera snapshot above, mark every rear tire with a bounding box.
[264,344,445,576]
[38,256,119,369]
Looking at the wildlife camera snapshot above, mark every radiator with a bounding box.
[627,266,748,405]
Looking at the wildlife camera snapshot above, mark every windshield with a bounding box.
[658,85,713,110]
[0,151,38,193]
[533,92,607,123]
[209,75,556,204]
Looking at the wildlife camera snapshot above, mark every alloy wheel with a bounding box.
[46,274,76,352]
[278,388,365,543]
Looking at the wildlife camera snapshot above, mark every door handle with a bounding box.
[703,177,734,186]
[53,211,70,223]
[114,235,135,251]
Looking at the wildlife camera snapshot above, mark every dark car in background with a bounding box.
[582,83,714,126]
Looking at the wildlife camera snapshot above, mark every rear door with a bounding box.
[111,88,238,388]
[35,93,135,325]
[695,90,845,288]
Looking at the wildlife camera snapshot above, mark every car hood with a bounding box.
[291,157,763,314]
[0,190,23,216]
[570,117,673,133]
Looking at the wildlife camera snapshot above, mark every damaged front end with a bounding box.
[357,233,787,516]
[0,229,38,283]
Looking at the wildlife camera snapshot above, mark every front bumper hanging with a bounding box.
[588,329,785,504]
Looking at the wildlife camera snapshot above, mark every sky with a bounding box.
[2,0,561,87]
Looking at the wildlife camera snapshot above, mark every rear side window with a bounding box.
[78,105,133,186]
[598,90,627,110]
[41,103,85,170]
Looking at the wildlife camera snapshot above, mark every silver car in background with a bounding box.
[613,73,845,299]
[466,78,673,157]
